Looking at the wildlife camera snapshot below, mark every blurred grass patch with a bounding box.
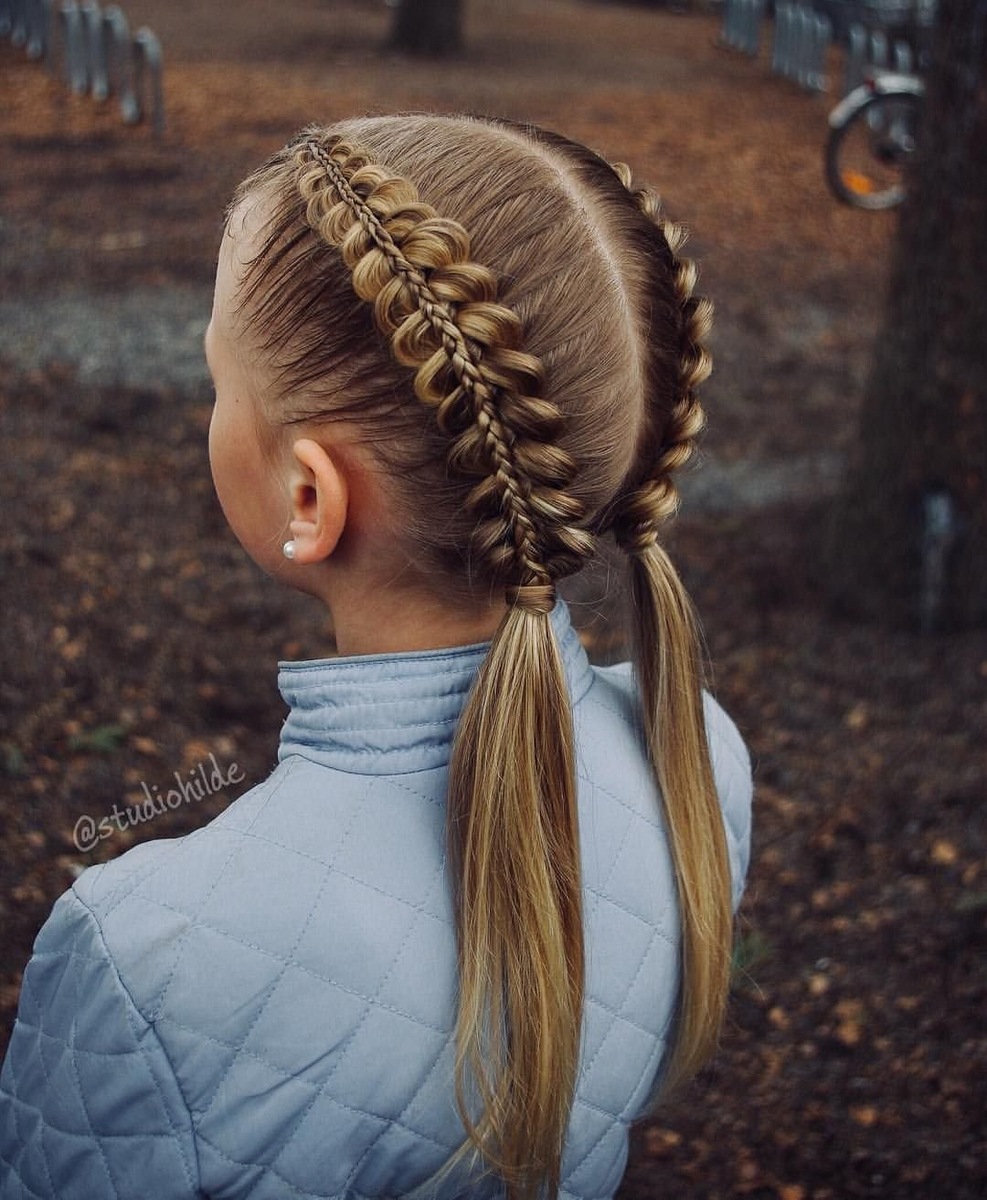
[732,928,771,991]
[68,724,126,755]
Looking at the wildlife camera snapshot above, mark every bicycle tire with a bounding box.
[825,90,924,211]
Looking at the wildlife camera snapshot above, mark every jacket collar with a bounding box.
[277,601,593,775]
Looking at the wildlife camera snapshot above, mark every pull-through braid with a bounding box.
[298,135,595,595]
[295,132,589,1197]
[606,162,713,551]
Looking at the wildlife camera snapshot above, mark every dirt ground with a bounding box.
[1,2,985,1197]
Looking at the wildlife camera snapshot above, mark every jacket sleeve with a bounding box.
[0,888,201,1199]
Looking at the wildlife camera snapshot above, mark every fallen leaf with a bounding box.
[808,973,830,996]
[844,703,869,731]
[642,1126,682,1158]
[931,839,958,866]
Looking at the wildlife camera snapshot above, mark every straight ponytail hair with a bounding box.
[625,542,732,1094]
[448,601,583,1198]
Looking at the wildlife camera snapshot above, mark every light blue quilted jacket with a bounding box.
[0,603,752,1199]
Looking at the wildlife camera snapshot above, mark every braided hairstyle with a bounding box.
[227,115,730,1197]
[604,159,731,1093]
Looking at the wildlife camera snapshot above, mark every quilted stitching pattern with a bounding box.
[0,892,199,1199]
[0,604,752,1199]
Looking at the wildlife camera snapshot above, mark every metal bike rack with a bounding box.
[27,0,51,58]
[721,0,767,57]
[893,40,913,71]
[59,1,88,94]
[722,0,833,94]
[133,26,164,136]
[772,2,832,92]
[845,22,868,91]
[3,0,165,136]
[36,0,53,64]
[4,0,32,49]
[2,0,52,62]
[2,0,22,43]
[102,4,138,124]
[81,0,107,99]
[712,0,928,100]
[920,491,958,634]
[842,21,917,95]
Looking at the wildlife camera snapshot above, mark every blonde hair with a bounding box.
[229,115,731,1198]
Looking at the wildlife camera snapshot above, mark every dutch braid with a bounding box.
[298,135,595,596]
[606,161,733,1095]
[607,161,713,549]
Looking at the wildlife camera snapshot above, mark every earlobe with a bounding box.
[285,438,349,565]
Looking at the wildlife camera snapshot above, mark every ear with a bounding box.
[285,438,349,565]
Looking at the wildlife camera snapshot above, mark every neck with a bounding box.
[322,576,507,657]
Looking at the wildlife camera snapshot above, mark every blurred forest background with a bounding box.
[1,2,984,1197]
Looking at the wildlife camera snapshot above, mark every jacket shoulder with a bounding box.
[0,888,199,1198]
[586,662,753,910]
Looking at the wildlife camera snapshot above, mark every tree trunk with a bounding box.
[390,0,463,57]
[826,0,987,630]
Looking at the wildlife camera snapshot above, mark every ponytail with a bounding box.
[448,593,582,1197]
[623,540,732,1094]
[597,150,733,1093]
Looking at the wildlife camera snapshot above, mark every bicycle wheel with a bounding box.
[825,91,923,210]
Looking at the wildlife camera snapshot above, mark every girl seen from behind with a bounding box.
[0,115,752,1199]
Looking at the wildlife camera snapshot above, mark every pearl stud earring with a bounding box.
[282,540,297,560]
